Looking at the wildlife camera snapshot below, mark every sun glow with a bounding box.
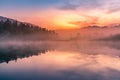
[6,8,120,30]
[53,13,85,29]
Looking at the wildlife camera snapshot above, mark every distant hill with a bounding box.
[56,25,120,41]
[0,16,56,41]
[81,26,108,29]
[99,34,120,41]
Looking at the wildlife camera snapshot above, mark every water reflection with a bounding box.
[55,41,120,57]
[0,41,120,80]
[0,41,54,63]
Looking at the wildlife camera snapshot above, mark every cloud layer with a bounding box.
[1,0,120,29]
[58,0,102,10]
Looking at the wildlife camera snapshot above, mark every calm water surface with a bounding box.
[0,41,120,80]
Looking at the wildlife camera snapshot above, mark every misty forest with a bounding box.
[0,17,56,41]
[1,16,120,41]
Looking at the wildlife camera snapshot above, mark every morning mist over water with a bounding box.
[1,0,120,80]
[0,41,120,80]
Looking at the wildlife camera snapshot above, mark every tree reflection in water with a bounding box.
[0,42,54,63]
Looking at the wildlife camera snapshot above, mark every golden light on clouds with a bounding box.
[4,8,120,29]
[1,0,120,29]
[53,13,82,29]
[46,9,120,29]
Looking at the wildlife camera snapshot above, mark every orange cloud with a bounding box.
[5,8,120,30]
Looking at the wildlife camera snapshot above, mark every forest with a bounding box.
[0,19,57,41]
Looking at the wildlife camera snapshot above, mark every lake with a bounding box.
[0,41,120,80]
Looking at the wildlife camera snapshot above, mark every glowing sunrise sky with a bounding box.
[1,0,120,29]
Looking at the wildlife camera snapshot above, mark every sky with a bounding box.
[0,0,120,29]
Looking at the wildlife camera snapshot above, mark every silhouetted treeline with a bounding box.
[0,19,57,40]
